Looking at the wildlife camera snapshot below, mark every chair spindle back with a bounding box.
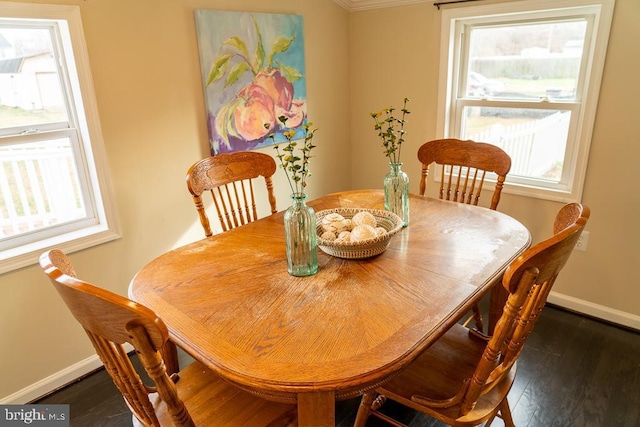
[460,203,590,415]
[418,138,512,210]
[40,250,194,427]
[186,151,277,236]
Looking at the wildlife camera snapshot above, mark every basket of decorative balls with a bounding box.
[316,208,404,259]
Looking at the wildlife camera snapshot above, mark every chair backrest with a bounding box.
[417,138,512,210]
[40,250,194,427]
[186,151,278,236]
[460,202,590,414]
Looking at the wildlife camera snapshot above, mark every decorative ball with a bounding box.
[335,231,351,243]
[321,213,350,234]
[338,230,351,241]
[329,220,350,234]
[321,213,345,227]
[321,231,337,241]
[350,224,378,242]
[375,227,387,236]
[352,211,377,228]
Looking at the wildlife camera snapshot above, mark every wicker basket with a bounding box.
[316,208,403,259]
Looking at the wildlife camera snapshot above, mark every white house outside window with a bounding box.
[0,2,119,273]
[436,0,615,202]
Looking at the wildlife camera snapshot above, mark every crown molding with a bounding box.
[333,0,428,12]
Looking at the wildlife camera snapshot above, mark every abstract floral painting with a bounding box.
[194,10,307,155]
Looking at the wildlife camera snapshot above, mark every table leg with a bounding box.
[161,341,180,375]
[488,284,509,335]
[297,391,335,427]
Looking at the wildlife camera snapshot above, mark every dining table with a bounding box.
[128,189,530,427]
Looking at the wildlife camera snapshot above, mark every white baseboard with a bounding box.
[548,291,640,331]
[0,354,103,405]
[0,343,134,405]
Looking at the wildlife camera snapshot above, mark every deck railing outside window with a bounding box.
[467,110,570,181]
[0,141,85,238]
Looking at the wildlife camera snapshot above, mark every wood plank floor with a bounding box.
[34,305,640,426]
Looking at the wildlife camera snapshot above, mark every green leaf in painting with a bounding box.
[277,62,303,83]
[206,53,233,86]
[214,102,232,147]
[214,98,242,148]
[224,36,250,62]
[267,36,294,67]
[251,16,265,72]
[225,62,250,87]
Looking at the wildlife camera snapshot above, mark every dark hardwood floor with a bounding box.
[34,305,640,426]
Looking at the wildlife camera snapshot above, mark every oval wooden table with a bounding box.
[129,189,530,427]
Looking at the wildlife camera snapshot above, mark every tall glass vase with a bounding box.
[384,162,410,227]
[284,193,318,276]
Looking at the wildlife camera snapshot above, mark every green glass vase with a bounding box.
[284,193,318,276]
[384,162,410,227]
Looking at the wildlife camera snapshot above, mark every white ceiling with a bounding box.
[333,0,429,12]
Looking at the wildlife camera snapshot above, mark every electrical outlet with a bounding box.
[574,230,589,252]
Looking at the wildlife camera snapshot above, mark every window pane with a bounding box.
[0,26,68,130]
[0,139,86,239]
[466,20,587,101]
[461,107,570,182]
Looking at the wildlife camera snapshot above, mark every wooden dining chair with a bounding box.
[418,138,512,331]
[353,202,590,427]
[186,151,278,236]
[40,249,297,427]
[417,138,511,210]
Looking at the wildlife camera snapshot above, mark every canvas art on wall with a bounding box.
[195,10,307,155]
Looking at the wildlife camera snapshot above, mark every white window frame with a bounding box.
[436,0,615,202]
[0,2,120,273]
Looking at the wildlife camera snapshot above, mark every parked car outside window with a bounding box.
[467,71,505,97]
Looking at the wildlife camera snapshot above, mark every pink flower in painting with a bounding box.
[253,68,294,117]
[233,84,276,141]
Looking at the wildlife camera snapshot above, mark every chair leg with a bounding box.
[484,413,497,427]
[498,398,515,427]
[161,341,179,375]
[471,303,484,332]
[354,392,377,427]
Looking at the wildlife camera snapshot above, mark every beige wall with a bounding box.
[0,0,350,401]
[349,0,640,325]
[2,0,639,403]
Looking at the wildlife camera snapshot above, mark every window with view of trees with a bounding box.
[437,0,615,202]
[0,3,119,273]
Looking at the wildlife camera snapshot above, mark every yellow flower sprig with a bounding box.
[267,116,318,195]
[370,97,410,164]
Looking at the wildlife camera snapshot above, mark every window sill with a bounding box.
[0,225,121,274]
